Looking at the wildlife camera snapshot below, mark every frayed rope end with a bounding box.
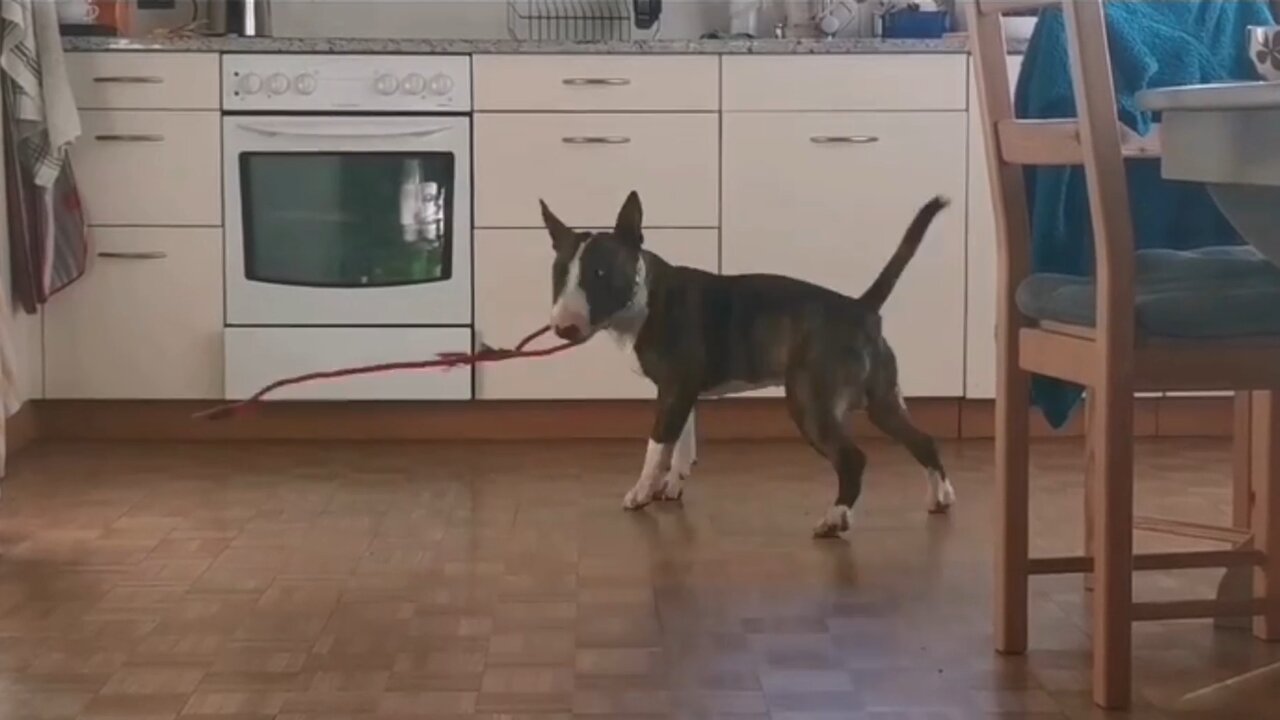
[191,402,253,421]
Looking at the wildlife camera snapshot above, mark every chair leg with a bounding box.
[1091,378,1134,710]
[995,364,1031,655]
[1216,393,1256,632]
[1234,392,1254,530]
[1252,390,1280,642]
[1084,397,1096,592]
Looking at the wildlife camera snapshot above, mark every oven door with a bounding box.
[224,115,472,326]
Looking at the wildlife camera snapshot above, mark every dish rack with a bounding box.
[507,0,657,42]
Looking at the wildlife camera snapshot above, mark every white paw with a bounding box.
[813,505,853,538]
[657,471,686,502]
[927,471,956,514]
[623,482,656,510]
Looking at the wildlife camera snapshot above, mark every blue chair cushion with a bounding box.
[1016,246,1280,338]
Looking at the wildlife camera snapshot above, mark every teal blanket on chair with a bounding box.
[1013,0,1275,429]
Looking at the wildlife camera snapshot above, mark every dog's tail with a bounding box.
[859,195,950,311]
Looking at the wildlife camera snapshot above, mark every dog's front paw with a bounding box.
[623,483,655,510]
[813,505,853,538]
[927,471,956,514]
[656,472,685,502]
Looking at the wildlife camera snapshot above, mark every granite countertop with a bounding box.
[64,34,978,54]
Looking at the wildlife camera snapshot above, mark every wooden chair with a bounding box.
[968,0,1280,709]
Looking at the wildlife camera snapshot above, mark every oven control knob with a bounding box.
[427,73,454,96]
[237,72,264,95]
[374,73,400,95]
[266,73,291,95]
[294,73,318,95]
[401,73,427,95]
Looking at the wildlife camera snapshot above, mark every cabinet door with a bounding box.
[722,111,967,398]
[45,227,223,399]
[475,229,718,399]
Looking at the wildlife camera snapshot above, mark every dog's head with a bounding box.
[542,191,647,342]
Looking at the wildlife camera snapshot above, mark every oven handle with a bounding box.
[233,120,454,140]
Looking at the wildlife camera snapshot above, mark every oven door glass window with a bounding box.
[241,152,454,287]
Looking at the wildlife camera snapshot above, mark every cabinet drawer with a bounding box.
[225,327,472,401]
[722,111,967,397]
[722,55,967,111]
[72,111,221,226]
[475,228,718,399]
[45,227,223,400]
[475,113,718,228]
[474,55,719,111]
[66,52,220,110]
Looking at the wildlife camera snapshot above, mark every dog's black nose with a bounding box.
[554,324,584,342]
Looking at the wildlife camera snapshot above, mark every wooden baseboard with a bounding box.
[29,396,1235,442]
[34,399,960,442]
[958,396,1234,439]
[5,403,39,457]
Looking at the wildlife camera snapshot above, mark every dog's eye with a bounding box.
[594,269,606,279]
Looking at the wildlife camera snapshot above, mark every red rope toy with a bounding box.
[193,325,579,421]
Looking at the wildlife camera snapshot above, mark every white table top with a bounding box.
[1137,79,1280,268]
[1138,80,1280,112]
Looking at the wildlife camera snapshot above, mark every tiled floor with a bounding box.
[0,438,1277,719]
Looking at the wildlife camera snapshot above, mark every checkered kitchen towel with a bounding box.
[1,0,87,312]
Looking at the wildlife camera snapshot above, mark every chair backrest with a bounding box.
[968,0,1139,362]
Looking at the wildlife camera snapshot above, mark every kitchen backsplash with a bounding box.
[259,0,876,40]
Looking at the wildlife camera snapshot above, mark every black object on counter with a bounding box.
[58,24,116,36]
[633,0,661,30]
[700,30,756,39]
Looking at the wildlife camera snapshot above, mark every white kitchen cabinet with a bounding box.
[72,110,221,226]
[475,228,718,399]
[44,227,223,399]
[722,110,967,398]
[474,112,719,228]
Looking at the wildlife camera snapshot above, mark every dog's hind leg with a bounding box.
[658,409,696,502]
[868,388,955,514]
[786,372,866,538]
[624,389,697,510]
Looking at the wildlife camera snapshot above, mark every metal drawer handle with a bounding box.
[810,135,880,145]
[562,136,631,145]
[94,134,165,143]
[98,251,167,260]
[562,77,631,86]
[93,76,164,84]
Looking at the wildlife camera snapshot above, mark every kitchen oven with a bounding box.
[221,54,473,401]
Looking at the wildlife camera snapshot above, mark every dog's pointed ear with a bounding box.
[540,199,575,251]
[613,191,643,249]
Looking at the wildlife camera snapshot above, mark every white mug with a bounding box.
[56,0,101,25]
[1247,25,1280,82]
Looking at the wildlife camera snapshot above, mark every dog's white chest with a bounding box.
[607,323,646,378]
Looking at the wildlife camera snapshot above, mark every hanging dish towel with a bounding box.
[1014,0,1275,429]
[2,0,87,313]
[0,0,86,480]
